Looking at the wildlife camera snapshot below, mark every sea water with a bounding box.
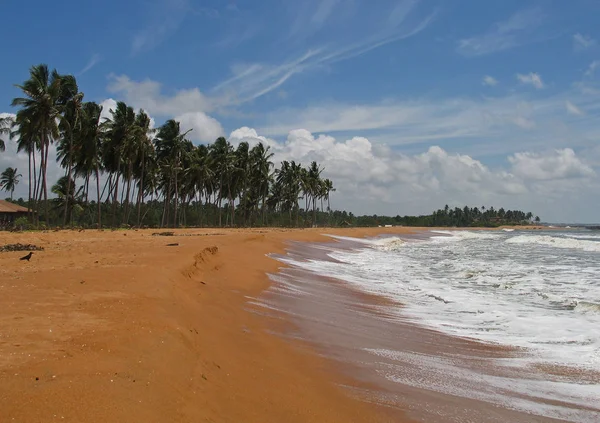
[271,229,600,422]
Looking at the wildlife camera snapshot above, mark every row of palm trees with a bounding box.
[1,64,335,228]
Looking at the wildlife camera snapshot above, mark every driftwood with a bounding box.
[1,243,45,253]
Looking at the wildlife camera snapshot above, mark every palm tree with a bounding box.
[51,176,82,224]
[307,161,323,226]
[56,76,84,225]
[0,115,14,153]
[0,167,22,200]
[130,110,154,226]
[249,143,274,226]
[11,115,39,221]
[209,137,235,227]
[76,102,104,227]
[154,119,191,227]
[186,144,213,226]
[322,178,335,222]
[12,65,68,225]
[101,101,136,226]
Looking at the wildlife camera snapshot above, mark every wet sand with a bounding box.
[256,236,600,423]
[0,227,420,423]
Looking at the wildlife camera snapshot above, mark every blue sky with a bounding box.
[1,0,600,222]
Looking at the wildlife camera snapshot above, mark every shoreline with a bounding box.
[1,226,594,422]
[260,232,600,422]
[0,226,421,423]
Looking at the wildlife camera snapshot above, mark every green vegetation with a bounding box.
[1,64,335,229]
[0,167,21,200]
[1,64,540,230]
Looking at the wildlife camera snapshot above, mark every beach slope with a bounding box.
[0,227,415,423]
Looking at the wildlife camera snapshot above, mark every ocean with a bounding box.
[256,229,600,423]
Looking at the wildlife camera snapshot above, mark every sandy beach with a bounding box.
[0,227,419,423]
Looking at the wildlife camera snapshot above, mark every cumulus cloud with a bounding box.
[176,112,225,142]
[508,149,595,181]
[482,75,498,86]
[106,75,223,142]
[565,100,583,115]
[517,72,544,89]
[229,127,533,213]
[107,74,214,115]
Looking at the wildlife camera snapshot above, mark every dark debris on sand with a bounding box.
[1,243,45,253]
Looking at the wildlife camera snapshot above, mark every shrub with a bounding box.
[13,217,31,231]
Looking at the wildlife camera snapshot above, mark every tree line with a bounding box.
[392,205,540,227]
[0,64,336,228]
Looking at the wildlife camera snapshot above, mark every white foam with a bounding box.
[273,230,600,421]
[430,230,502,241]
[506,234,600,252]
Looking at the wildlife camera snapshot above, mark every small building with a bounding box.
[0,200,30,226]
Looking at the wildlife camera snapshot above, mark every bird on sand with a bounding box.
[20,252,33,261]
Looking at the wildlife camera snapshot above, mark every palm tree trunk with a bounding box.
[42,135,50,227]
[173,168,178,228]
[123,163,132,225]
[112,167,120,227]
[27,147,32,222]
[64,134,74,226]
[95,165,102,228]
[136,159,145,227]
[32,146,39,224]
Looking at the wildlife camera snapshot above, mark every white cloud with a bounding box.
[573,33,596,50]
[99,98,118,122]
[214,2,435,104]
[131,0,190,54]
[107,74,214,114]
[227,127,600,221]
[106,75,223,141]
[228,127,600,217]
[482,75,499,86]
[565,100,584,115]
[509,149,595,181]
[513,116,536,129]
[517,72,544,89]
[99,98,156,130]
[585,60,600,77]
[78,54,102,76]
[457,8,544,56]
[257,95,555,150]
[310,0,340,26]
[176,112,225,142]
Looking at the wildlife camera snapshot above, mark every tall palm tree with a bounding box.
[131,110,154,226]
[0,115,14,153]
[154,119,191,227]
[323,178,335,223]
[186,144,213,227]
[51,176,82,224]
[56,76,84,225]
[12,65,67,225]
[101,101,136,226]
[249,143,274,225]
[208,137,234,227]
[76,102,104,227]
[0,167,22,200]
[11,115,39,221]
[306,161,323,226]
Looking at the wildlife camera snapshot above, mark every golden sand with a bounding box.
[0,227,420,423]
